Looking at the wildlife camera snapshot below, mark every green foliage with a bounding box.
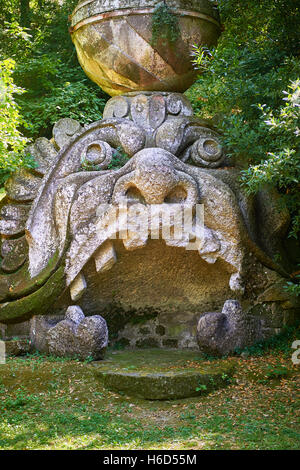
[0,0,109,141]
[151,1,180,47]
[0,21,32,60]
[18,65,107,138]
[221,373,232,384]
[1,352,299,449]
[81,145,130,172]
[0,58,36,184]
[108,146,130,170]
[284,273,300,297]
[235,325,300,358]
[259,364,289,383]
[2,389,32,410]
[187,0,300,275]
[241,80,300,236]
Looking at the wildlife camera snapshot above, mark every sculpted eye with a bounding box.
[190,136,224,168]
[81,141,113,170]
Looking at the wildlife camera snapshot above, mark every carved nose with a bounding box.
[112,148,199,205]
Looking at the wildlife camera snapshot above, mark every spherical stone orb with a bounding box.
[70,0,221,96]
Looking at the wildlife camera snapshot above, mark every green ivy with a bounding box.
[151,1,180,47]
[108,147,130,170]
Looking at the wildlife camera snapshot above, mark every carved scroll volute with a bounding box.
[191,137,224,168]
[82,141,113,170]
[103,96,130,120]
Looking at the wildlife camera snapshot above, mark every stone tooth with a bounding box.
[122,235,148,251]
[201,254,218,264]
[94,240,117,273]
[70,272,87,302]
[229,273,245,295]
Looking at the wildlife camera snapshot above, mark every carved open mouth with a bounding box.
[65,150,245,304]
[0,140,246,328]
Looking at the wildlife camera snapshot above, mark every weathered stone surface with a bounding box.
[257,280,294,303]
[26,137,58,176]
[70,272,87,302]
[197,300,262,356]
[1,236,28,273]
[5,169,42,202]
[70,0,221,95]
[0,249,61,305]
[0,266,65,324]
[47,307,108,360]
[0,320,30,340]
[255,186,290,262]
[25,119,145,280]
[30,314,64,354]
[0,323,5,339]
[94,240,117,273]
[93,349,234,399]
[190,136,224,168]
[0,204,31,236]
[0,0,296,359]
[247,303,283,330]
[0,85,297,351]
[155,119,223,166]
[2,338,31,356]
[53,118,82,150]
[97,368,234,400]
[84,141,113,169]
[103,93,195,147]
[65,305,85,324]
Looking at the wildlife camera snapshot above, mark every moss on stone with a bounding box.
[0,250,61,303]
[0,266,65,324]
[93,349,235,400]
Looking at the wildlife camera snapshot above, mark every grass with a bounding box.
[0,345,299,450]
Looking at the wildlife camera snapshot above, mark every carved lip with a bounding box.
[70,7,221,33]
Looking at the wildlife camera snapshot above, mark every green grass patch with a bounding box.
[0,345,299,450]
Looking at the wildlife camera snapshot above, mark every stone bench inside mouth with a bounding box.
[92,349,235,400]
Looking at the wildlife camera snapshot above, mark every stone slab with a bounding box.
[93,349,234,400]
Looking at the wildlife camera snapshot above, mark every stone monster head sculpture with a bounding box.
[0,0,298,352]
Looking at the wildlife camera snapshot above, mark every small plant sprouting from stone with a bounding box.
[108,146,130,169]
[80,146,130,171]
[221,372,232,384]
[84,355,94,363]
[151,1,180,47]
[195,383,207,392]
[80,156,101,172]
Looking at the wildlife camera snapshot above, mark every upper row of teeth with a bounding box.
[69,238,243,302]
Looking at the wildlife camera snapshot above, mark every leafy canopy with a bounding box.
[187,0,300,291]
[0,59,35,184]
